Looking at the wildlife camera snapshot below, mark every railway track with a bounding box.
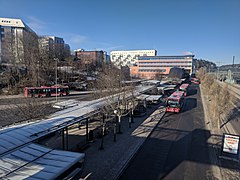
[218,81,240,100]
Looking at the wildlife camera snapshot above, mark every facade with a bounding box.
[38,36,70,61]
[64,44,71,58]
[110,50,157,67]
[75,49,104,66]
[103,51,110,64]
[0,17,38,64]
[48,36,65,60]
[130,55,194,79]
[38,36,54,60]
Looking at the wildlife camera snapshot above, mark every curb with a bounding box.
[199,85,223,179]
[113,108,166,180]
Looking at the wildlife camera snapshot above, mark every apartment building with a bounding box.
[130,55,194,79]
[110,49,157,67]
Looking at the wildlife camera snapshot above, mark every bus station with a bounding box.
[0,85,156,179]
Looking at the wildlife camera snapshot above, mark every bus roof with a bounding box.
[179,83,189,89]
[168,91,184,100]
[25,86,69,89]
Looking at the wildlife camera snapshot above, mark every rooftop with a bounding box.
[0,17,36,34]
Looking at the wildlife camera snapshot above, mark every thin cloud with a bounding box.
[52,33,122,52]
[27,16,47,34]
[69,34,87,44]
[93,41,124,51]
[96,45,124,52]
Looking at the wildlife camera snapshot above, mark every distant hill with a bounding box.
[193,59,217,70]
[219,64,240,72]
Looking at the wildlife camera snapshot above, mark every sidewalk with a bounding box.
[80,105,165,179]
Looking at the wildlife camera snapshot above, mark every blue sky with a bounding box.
[0,0,239,64]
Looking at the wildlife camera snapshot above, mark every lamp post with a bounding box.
[117,105,124,134]
[128,102,132,128]
[99,113,105,150]
[113,110,117,141]
[130,100,135,124]
[37,60,40,86]
[54,58,58,102]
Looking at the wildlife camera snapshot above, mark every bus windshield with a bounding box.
[167,99,180,107]
[179,88,186,92]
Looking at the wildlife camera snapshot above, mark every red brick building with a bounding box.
[75,49,104,66]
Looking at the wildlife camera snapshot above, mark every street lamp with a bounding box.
[128,102,132,128]
[99,113,105,150]
[117,104,125,133]
[113,110,117,141]
[54,58,59,102]
[37,60,40,86]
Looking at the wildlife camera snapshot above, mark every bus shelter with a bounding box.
[0,143,84,179]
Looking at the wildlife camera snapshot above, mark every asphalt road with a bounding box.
[120,85,212,180]
[0,92,94,106]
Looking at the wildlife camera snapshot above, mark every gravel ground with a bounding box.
[0,93,94,128]
[0,104,59,127]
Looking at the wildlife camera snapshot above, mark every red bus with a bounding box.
[191,78,200,85]
[24,86,70,98]
[179,83,190,96]
[166,91,184,113]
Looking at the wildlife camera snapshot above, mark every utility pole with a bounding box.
[216,61,223,80]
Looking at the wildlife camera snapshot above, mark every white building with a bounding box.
[0,17,38,64]
[110,49,157,67]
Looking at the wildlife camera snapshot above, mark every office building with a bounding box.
[130,55,194,79]
[110,50,157,67]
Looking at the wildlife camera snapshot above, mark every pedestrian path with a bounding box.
[81,105,165,179]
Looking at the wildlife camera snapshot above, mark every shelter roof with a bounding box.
[0,143,84,179]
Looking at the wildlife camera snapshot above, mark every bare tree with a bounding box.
[0,28,42,91]
[200,72,235,129]
[196,67,207,81]
[94,64,137,143]
[0,31,22,94]
[216,84,234,129]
